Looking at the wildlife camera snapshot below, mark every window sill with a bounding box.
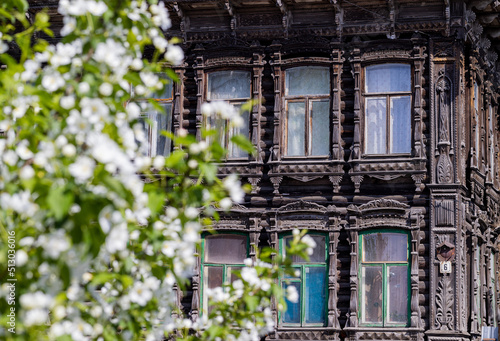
[348,155,427,192]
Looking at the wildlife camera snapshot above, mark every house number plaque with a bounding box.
[440,261,452,274]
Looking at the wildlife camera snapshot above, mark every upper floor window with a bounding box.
[364,64,411,155]
[201,234,248,314]
[206,70,251,159]
[284,66,330,157]
[280,233,327,326]
[359,230,409,327]
[137,76,173,157]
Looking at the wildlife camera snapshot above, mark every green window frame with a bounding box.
[200,232,249,315]
[358,230,410,327]
[279,233,328,327]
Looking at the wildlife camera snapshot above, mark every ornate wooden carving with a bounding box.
[346,199,422,340]
[348,44,427,192]
[435,274,454,330]
[435,70,454,184]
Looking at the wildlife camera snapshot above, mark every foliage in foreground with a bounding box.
[0,0,315,340]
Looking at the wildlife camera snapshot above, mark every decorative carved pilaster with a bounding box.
[270,51,282,163]
[470,231,480,335]
[194,54,205,142]
[410,229,422,328]
[411,38,426,160]
[251,51,264,162]
[348,230,359,327]
[191,253,201,322]
[270,176,283,195]
[349,49,362,162]
[435,70,453,184]
[328,231,340,329]
[435,274,454,330]
[331,49,344,162]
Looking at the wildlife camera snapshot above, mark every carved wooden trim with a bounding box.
[345,199,422,338]
[348,43,428,191]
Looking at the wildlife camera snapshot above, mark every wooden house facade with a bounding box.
[161,1,500,340]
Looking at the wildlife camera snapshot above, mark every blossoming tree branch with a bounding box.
[0,0,316,340]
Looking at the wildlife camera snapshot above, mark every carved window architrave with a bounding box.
[484,81,497,185]
[266,200,342,340]
[469,55,487,176]
[268,50,345,194]
[191,205,259,323]
[469,214,488,334]
[193,51,265,186]
[484,224,498,327]
[172,65,185,149]
[348,45,427,192]
[344,199,423,340]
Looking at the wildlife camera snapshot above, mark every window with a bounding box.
[364,64,412,155]
[201,234,248,314]
[284,66,330,157]
[280,233,327,326]
[359,230,409,326]
[206,71,251,158]
[137,76,174,157]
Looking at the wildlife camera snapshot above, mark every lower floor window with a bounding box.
[280,233,328,326]
[359,230,409,326]
[201,233,248,314]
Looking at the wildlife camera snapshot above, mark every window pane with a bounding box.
[310,100,330,156]
[204,266,223,314]
[361,266,383,324]
[156,103,173,156]
[366,64,411,93]
[387,266,408,324]
[286,101,306,156]
[282,281,301,324]
[205,235,247,264]
[474,82,478,111]
[229,266,243,284]
[207,71,251,100]
[286,66,329,96]
[228,106,250,158]
[365,97,387,154]
[206,115,226,147]
[154,75,173,99]
[285,235,325,263]
[363,233,407,262]
[390,96,411,154]
[305,267,326,324]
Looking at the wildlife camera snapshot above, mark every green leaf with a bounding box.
[47,186,74,221]
[230,134,256,155]
[199,163,217,184]
[148,190,166,216]
[165,150,186,169]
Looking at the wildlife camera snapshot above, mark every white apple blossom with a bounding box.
[105,224,129,253]
[60,16,77,36]
[129,281,153,306]
[69,156,96,182]
[42,70,65,92]
[165,45,184,66]
[99,82,113,96]
[286,284,299,303]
